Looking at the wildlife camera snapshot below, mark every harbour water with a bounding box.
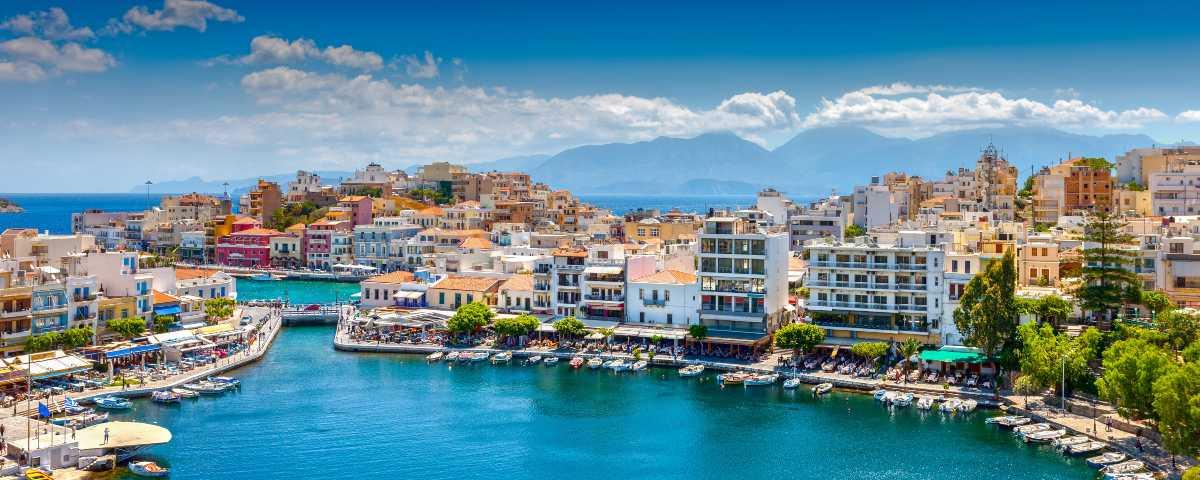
[103,280,1095,480]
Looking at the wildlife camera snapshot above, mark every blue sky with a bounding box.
[3,0,1200,192]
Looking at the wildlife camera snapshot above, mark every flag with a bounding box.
[37,402,51,418]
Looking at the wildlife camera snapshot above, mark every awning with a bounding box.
[583,266,622,275]
[196,324,235,336]
[154,305,182,315]
[393,291,425,300]
[920,349,986,364]
[104,343,161,359]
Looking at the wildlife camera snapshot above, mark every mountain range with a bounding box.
[137,126,1160,197]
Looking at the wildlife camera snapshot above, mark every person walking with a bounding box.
[103,427,109,445]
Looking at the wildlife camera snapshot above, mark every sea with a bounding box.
[0,193,758,234]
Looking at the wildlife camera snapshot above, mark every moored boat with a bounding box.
[491,351,513,364]
[171,388,198,399]
[744,373,779,386]
[993,416,1031,429]
[630,360,648,371]
[570,357,585,368]
[718,372,751,385]
[678,364,705,377]
[1100,460,1145,476]
[446,351,461,362]
[427,351,444,362]
[1053,435,1089,450]
[209,376,240,388]
[892,392,914,407]
[526,355,542,365]
[587,358,603,369]
[812,382,833,396]
[1085,451,1126,466]
[470,352,490,362]
[872,389,889,401]
[916,395,934,410]
[958,399,978,412]
[543,356,559,366]
[93,396,132,410]
[1071,441,1108,457]
[940,398,962,413]
[183,382,225,395]
[151,390,181,404]
[128,460,170,477]
[782,377,801,389]
[609,360,629,372]
[1024,429,1067,443]
[1014,423,1051,436]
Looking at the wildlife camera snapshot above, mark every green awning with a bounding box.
[919,349,986,364]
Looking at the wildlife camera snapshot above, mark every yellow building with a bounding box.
[623,216,700,244]
[98,296,139,338]
[427,276,502,310]
[1112,188,1151,217]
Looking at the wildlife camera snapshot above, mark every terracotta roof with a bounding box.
[417,206,445,216]
[499,274,533,292]
[233,227,285,236]
[431,275,502,292]
[341,195,369,202]
[453,201,481,208]
[152,290,180,305]
[365,271,415,285]
[174,268,218,281]
[552,248,587,258]
[459,237,494,249]
[632,269,696,285]
[232,216,260,225]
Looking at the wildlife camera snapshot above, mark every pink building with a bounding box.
[216,227,285,267]
[338,196,374,226]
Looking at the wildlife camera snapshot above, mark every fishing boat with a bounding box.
[893,392,914,407]
[151,391,181,404]
[916,396,935,410]
[812,382,833,396]
[543,356,559,366]
[1085,451,1127,466]
[446,351,461,362]
[427,351,444,362]
[782,377,801,389]
[678,364,705,377]
[872,389,890,401]
[601,359,617,369]
[171,388,198,399]
[62,396,90,415]
[470,352,490,362]
[570,357,585,368]
[209,376,240,388]
[1053,435,1090,450]
[959,399,978,412]
[24,469,53,480]
[587,358,603,369]
[609,360,629,372]
[128,460,170,477]
[1024,429,1067,444]
[491,351,513,364]
[940,398,962,413]
[718,372,751,385]
[93,396,132,410]
[744,373,779,386]
[630,360,648,371]
[1100,460,1145,476]
[182,382,225,395]
[993,416,1032,429]
[1013,423,1052,436]
[526,355,542,365]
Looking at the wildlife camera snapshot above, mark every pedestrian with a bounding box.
[103,427,109,444]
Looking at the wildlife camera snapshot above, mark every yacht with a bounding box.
[782,377,801,389]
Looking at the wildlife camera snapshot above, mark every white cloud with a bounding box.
[217,35,383,71]
[1176,111,1200,123]
[106,0,243,34]
[400,51,440,79]
[0,36,115,81]
[1,7,95,41]
[63,67,803,168]
[803,85,1167,136]
[0,60,46,82]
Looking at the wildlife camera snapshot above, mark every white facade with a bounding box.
[696,216,791,336]
[852,183,900,228]
[627,270,699,326]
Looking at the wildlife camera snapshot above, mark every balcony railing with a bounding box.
[809,260,928,271]
[700,308,763,318]
[643,298,666,306]
[72,294,98,302]
[534,283,550,291]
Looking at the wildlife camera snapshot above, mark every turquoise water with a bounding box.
[101,280,1096,480]
[234,278,359,305]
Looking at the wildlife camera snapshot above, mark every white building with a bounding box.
[1149,161,1200,216]
[696,215,791,338]
[852,182,900,228]
[81,251,154,320]
[627,269,698,326]
[287,170,324,201]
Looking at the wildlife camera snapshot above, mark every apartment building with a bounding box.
[627,268,699,326]
[82,251,154,321]
[623,212,700,245]
[1149,161,1200,216]
[789,194,849,250]
[216,227,286,268]
[852,181,901,228]
[1018,234,1060,287]
[696,215,790,338]
[804,232,946,346]
[242,180,283,224]
[353,219,421,272]
[1032,158,1113,224]
[940,252,981,346]
[1117,146,1200,188]
[1156,236,1200,306]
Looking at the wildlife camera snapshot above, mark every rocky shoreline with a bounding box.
[0,197,22,213]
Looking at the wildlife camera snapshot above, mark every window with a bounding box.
[639,312,645,322]
[439,292,445,304]
[666,313,673,324]
[664,290,670,302]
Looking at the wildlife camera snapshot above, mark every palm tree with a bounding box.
[898,338,921,383]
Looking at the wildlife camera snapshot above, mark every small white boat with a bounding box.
[916,396,934,410]
[630,360,648,371]
[718,372,751,385]
[812,382,833,396]
[678,364,705,377]
[171,388,198,399]
[526,355,542,365]
[128,460,170,477]
[958,399,978,412]
[892,392,914,407]
[427,351,444,362]
[543,356,559,366]
[249,273,278,281]
[570,357,585,368]
[1024,429,1067,444]
[993,416,1032,429]
[470,352,490,362]
[1054,435,1090,449]
[1085,451,1126,466]
[445,351,461,361]
[744,373,779,386]
[587,358,603,369]
[183,382,225,395]
[940,398,962,413]
[151,390,180,404]
[609,360,630,372]
[872,389,890,401]
[782,377,801,389]
[93,396,132,409]
[1014,423,1052,436]
[209,376,240,388]
[1104,474,1154,480]
[601,359,617,369]
[1100,460,1145,475]
[491,351,513,364]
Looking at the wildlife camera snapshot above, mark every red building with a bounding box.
[216,227,285,267]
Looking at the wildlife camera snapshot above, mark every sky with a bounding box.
[3,0,1200,192]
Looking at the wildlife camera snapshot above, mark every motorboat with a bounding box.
[893,392,915,407]
[209,376,240,388]
[491,351,513,364]
[601,359,617,369]
[151,390,181,404]
[249,273,278,281]
[445,351,461,362]
[587,358,603,369]
[62,396,90,415]
[93,396,132,410]
[744,373,779,386]
[1100,460,1146,476]
[718,372,751,385]
[985,415,1017,424]
[958,399,978,412]
[1104,474,1154,480]
[1024,429,1067,444]
[916,396,935,410]
[171,388,198,399]
[526,355,542,365]
[427,351,444,362]
[812,382,833,396]
[782,377,801,389]
[609,360,630,372]
[50,411,108,428]
[129,460,170,477]
[1085,451,1127,466]
[1053,435,1090,450]
[183,382,225,395]
[469,352,490,362]
[940,398,962,413]
[543,356,559,366]
[1071,441,1108,457]
[630,360,648,371]
[570,357,585,368]
[872,389,890,402]
[678,364,705,377]
[1014,423,1052,436]
[993,416,1031,429]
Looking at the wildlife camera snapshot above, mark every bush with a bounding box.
[1184,466,1200,480]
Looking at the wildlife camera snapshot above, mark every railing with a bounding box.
[700,308,763,318]
[643,298,666,306]
[533,283,550,291]
[557,282,579,288]
[72,294,98,302]
[584,294,624,302]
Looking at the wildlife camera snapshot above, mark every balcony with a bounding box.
[1,308,32,319]
[811,318,930,334]
[72,293,98,302]
[534,283,550,291]
[584,294,624,302]
[643,298,666,307]
[700,308,764,318]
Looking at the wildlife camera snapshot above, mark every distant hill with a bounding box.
[466,154,551,173]
[133,171,353,196]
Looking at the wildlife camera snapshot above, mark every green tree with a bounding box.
[24,332,60,353]
[897,338,922,382]
[107,317,147,339]
[844,224,866,238]
[204,297,236,325]
[1077,212,1140,321]
[688,324,709,354]
[60,327,93,349]
[552,316,585,339]
[408,188,451,205]
[1013,375,1043,408]
[1140,291,1175,317]
[1025,295,1073,327]
[447,302,493,337]
[954,249,1020,373]
[492,314,539,342]
[1017,323,1099,395]
[1096,338,1178,420]
[774,323,825,358]
[1156,309,1200,352]
[153,314,177,333]
[850,341,889,367]
[596,327,615,346]
[1152,362,1200,462]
